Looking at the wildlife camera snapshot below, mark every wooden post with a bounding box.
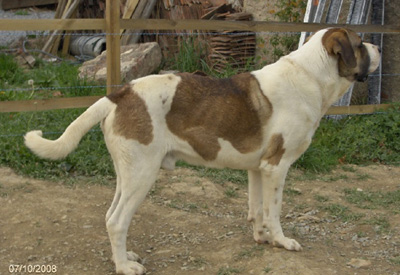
[106,0,121,94]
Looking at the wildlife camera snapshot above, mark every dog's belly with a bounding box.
[169,137,262,170]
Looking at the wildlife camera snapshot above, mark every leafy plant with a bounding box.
[270,0,307,60]
[167,37,208,73]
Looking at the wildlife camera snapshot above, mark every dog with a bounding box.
[25,28,380,275]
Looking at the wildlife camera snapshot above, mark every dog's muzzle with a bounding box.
[356,74,369,82]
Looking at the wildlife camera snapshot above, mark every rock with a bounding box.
[78,42,162,83]
[347,258,371,269]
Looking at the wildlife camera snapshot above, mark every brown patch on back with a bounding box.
[107,85,153,145]
[166,73,272,161]
[262,134,285,166]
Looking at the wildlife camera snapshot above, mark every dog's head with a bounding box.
[322,28,381,82]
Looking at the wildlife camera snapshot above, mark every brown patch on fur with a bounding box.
[322,28,371,81]
[262,134,286,166]
[107,85,153,145]
[166,73,272,161]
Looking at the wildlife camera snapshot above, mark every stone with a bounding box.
[78,42,162,83]
[347,258,371,269]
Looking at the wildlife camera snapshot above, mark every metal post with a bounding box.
[368,0,384,104]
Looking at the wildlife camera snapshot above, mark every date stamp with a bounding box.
[9,264,57,273]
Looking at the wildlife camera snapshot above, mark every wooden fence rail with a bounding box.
[0,1,398,114]
[0,19,399,32]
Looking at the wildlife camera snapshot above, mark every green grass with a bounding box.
[319,203,365,222]
[344,188,400,211]
[0,54,104,101]
[217,266,241,275]
[0,109,113,181]
[236,245,265,260]
[362,216,391,234]
[177,161,248,186]
[389,256,400,265]
[295,105,400,172]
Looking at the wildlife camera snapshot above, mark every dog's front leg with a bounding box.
[247,170,271,243]
[260,164,302,251]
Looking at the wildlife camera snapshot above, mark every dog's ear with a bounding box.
[322,28,357,68]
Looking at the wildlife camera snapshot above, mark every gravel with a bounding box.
[0,7,55,46]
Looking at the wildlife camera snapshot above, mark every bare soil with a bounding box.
[1,165,399,275]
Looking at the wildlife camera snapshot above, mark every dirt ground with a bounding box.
[0,165,399,275]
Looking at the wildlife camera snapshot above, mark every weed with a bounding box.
[178,161,248,186]
[269,0,306,60]
[236,245,264,260]
[320,174,349,182]
[14,10,30,16]
[355,173,372,181]
[294,146,339,173]
[284,187,302,196]
[320,204,364,222]
[263,267,273,273]
[217,266,241,275]
[167,37,208,73]
[165,37,260,78]
[341,165,357,172]
[356,231,367,238]
[225,187,239,198]
[344,188,400,210]
[314,194,329,202]
[0,54,104,100]
[362,216,391,234]
[389,256,400,265]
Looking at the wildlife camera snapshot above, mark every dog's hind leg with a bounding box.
[106,155,161,275]
[260,163,302,251]
[247,170,271,244]
[107,159,143,264]
[106,161,121,223]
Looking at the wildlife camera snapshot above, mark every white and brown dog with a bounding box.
[25,28,380,275]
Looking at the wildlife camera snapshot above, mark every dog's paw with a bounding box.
[253,230,271,244]
[126,251,141,262]
[272,237,302,251]
[112,251,142,264]
[116,261,146,275]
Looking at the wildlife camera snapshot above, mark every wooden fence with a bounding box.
[0,0,399,114]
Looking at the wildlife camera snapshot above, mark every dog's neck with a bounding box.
[285,32,354,115]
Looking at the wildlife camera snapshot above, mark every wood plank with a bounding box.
[0,98,393,115]
[325,104,392,115]
[0,19,398,33]
[50,0,74,55]
[41,0,81,55]
[106,0,121,94]
[123,0,140,19]
[120,0,140,35]
[2,0,58,10]
[0,19,106,31]
[121,0,158,45]
[0,96,103,113]
[120,19,400,33]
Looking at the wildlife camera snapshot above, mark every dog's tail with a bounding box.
[24,97,114,160]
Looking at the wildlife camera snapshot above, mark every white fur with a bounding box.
[25,97,115,160]
[24,29,380,275]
